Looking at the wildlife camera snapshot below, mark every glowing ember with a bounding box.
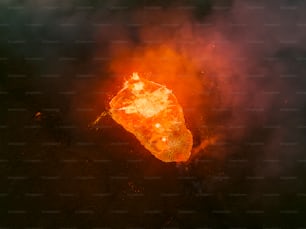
[109,73,193,162]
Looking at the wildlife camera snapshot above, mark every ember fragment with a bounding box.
[109,73,193,162]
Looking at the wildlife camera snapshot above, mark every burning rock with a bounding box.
[109,73,193,162]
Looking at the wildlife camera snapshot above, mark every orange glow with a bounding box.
[109,72,193,162]
[109,46,203,109]
[97,45,224,161]
[34,112,42,120]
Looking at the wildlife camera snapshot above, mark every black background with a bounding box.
[1,0,306,228]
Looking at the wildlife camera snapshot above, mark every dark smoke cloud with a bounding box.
[1,0,306,227]
[1,0,305,181]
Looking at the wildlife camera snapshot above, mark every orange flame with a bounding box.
[109,72,193,162]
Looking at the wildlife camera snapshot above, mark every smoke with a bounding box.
[101,0,306,177]
[1,0,306,227]
[1,2,305,149]
[1,0,306,164]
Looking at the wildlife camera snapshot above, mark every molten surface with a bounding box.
[109,73,193,162]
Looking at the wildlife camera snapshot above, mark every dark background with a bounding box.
[1,0,306,228]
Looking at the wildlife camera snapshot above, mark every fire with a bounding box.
[109,72,193,162]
